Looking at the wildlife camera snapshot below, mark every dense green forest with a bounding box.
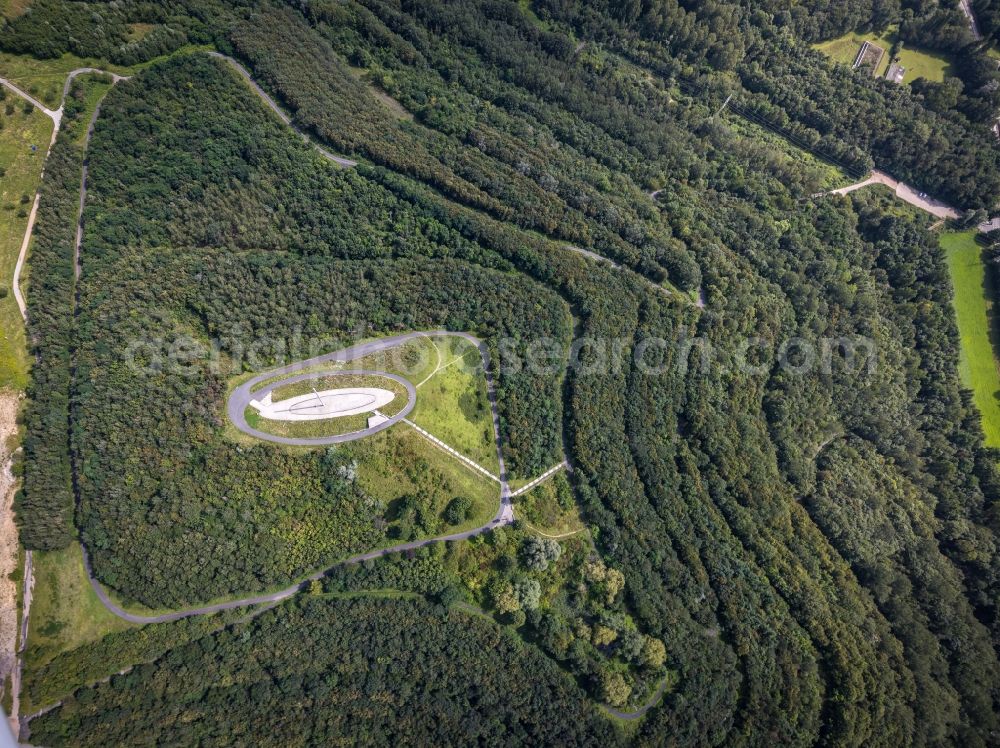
[5,0,1000,744]
[0,0,200,64]
[539,0,1000,207]
[30,596,619,746]
[69,55,574,605]
[16,76,111,550]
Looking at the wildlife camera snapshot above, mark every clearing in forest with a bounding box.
[815,27,953,83]
[943,231,1000,447]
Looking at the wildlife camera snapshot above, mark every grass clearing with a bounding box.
[346,65,413,121]
[514,472,585,536]
[126,22,156,42]
[942,231,1000,447]
[245,406,370,440]
[410,338,498,473]
[352,335,441,383]
[348,425,498,535]
[0,102,52,390]
[0,0,30,20]
[25,544,132,669]
[814,27,952,83]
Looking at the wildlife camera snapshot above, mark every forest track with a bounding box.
[817,169,1000,228]
[207,52,357,168]
[0,394,21,730]
[601,674,670,721]
[85,331,513,624]
[2,64,125,733]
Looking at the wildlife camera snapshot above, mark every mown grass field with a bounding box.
[25,545,132,668]
[814,27,952,83]
[271,372,406,406]
[0,101,51,391]
[942,231,1000,447]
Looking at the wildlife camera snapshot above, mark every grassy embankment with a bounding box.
[942,231,1000,447]
[24,545,132,671]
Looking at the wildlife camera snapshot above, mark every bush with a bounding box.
[443,496,474,525]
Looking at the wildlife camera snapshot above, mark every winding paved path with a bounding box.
[229,365,416,446]
[207,52,357,168]
[601,674,670,721]
[88,331,513,624]
[10,60,517,630]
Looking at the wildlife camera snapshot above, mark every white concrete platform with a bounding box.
[250,388,396,421]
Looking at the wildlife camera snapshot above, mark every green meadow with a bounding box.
[942,231,1000,447]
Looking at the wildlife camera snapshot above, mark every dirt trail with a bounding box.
[0,394,21,720]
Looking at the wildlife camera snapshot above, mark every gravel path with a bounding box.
[2,65,125,732]
[817,169,998,225]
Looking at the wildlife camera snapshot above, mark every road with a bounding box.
[9,66,128,318]
[7,549,31,733]
[207,51,357,168]
[85,331,513,624]
[822,169,962,220]
[959,0,983,41]
[229,366,417,446]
